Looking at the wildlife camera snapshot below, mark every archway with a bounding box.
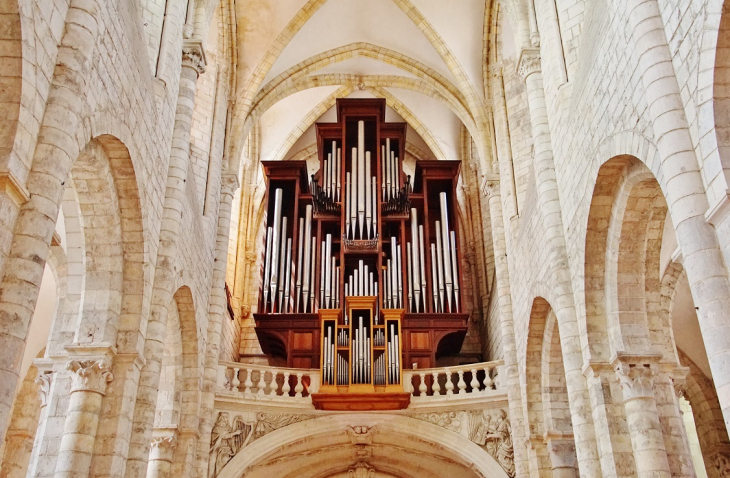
[217,414,510,478]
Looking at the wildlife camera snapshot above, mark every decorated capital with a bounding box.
[66,358,113,395]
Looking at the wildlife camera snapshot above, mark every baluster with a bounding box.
[295,372,304,397]
[483,365,493,390]
[231,367,241,391]
[470,369,479,393]
[457,370,466,394]
[445,371,455,396]
[282,372,291,396]
[269,370,279,396]
[418,373,427,396]
[431,372,441,396]
[257,370,267,395]
[244,368,253,394]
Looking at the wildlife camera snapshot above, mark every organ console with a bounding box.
[253,99,469,409]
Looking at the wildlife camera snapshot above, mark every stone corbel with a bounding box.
[0,171,30,207]
[611,353,662,401]
[182,39,207,75]
[516,49,541,81]
[543,431,577,471]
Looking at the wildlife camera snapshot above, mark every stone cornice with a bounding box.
[516,48,541,80]
[0,171,29,207]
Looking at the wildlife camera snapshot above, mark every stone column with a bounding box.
[196,174,240,477]
[545,435,579,478]
[490,65,519,220]
[125,40,207,478]
[26,369,53,478]
[146,432,177,478]
[613,354,671,478]
[54,358,113,478]
[0,0,103,444]
[618,0,730,429]
[516,47,601,478]
[483,179,529,478]
[654,366,696,478]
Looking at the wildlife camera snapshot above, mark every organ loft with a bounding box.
[254,99,468,409]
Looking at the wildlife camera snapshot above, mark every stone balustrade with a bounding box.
[402,360,504,400]
[218,361,320,400]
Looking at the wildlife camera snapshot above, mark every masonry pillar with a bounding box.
[612,354,672,478]
[516,47,602,478]
[655,366,696,478]
[54,358,113,478]
[125,40,207,478]
[146,432,176,478]
[490,65,519,220]
[196,173,239,477]
[615,0,730,430]
[0,0,102,444]
[483,179,529,478]
[26,368,53,478]
[545,435,579,478]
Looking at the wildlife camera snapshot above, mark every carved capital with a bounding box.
[150,435,177,462]
[182,40,207,75]
[35,372,53,408]
[517,49,541,80]
[482,179,500,199]
[66,358,113,395]
[612,354,661,402]
[669,365,690,399]
[546,437,577,470]
[220,174,240,198]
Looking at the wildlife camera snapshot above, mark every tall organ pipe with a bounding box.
[357,121,365,238]
[283,238,292,312]
[396,243,403,309]
[418,225,427,312]
[407,243,414,312]
[450,231,460,312]
[435,220,445,312]
[295,218,304,313]
[269,189,283,313]
[431,244,440,312]
[410,209,421,312]
[277,216,288,313]
[320,240,326,306]
[440,193,453,312]
[263,227,272,311]
[385,138,391,200]
[350,148,357,239]
[336,144,341,202]
[310,235,316,312]
[302,206,312,313]
[324,234,332,308]
[365,151,372,237]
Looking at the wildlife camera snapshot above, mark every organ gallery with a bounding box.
[253,99,468,409]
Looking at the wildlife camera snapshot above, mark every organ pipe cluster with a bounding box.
[323,140,341,202]
[263,189,296,313]
[319,234,340,310]
[382,138,400,201]
[430,192,460,313]
[383,237,403,310]
[388,324,400,384]
[351,314,370,384]
[346,121,378,240]
[323,324,335,385]
[345,260,378,301]
[294,205,316,313]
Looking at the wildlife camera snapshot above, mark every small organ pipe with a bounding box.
[320,240,325,306]
[391,151,397,198]
[381,144,386,200]
[283,238,292,312]
[396,243,403,308]
[407,242,414,312]
[336,145,341,202]
[277,216,288,313]
[371,176,377,235]
[440,193,453,312]
[330,256,336,308]
[451,231,460,312]
[324,157,330,198]
[357,122,365,238]
[364,264,369,296]
[390,238,398,307]
[302,206,313,313]
[385,138,391,200]
[335,265,340,308]
[295,218,303,313]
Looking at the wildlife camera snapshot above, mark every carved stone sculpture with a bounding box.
[208,413,252,478]
[468,409,515,477]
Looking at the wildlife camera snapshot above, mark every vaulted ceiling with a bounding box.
[232,0,495,168]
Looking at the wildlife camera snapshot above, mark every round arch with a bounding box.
[217,413,509,478]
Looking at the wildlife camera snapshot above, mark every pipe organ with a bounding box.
[254,99,469,410]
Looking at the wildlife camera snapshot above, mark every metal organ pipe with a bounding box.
[418,225,427,312]
[310,235,316,312]
[350,148,357,239]
[283,238,292,312]
[450,231,460,312]
[410,209,421,312]
[406,243,413,312]
[440,193,453,312]
[263,227,272,311]
[277,216,288,312]
[301,206,312,313]
[269,189,283,313]
[295,218,303,313]
[435,220,445,313]
[357,121,365,239]
[365,151,372,237]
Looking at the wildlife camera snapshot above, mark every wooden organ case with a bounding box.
[253,99,468,410]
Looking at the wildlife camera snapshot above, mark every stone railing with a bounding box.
[218,361,320,400]
[402,360,504,400]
